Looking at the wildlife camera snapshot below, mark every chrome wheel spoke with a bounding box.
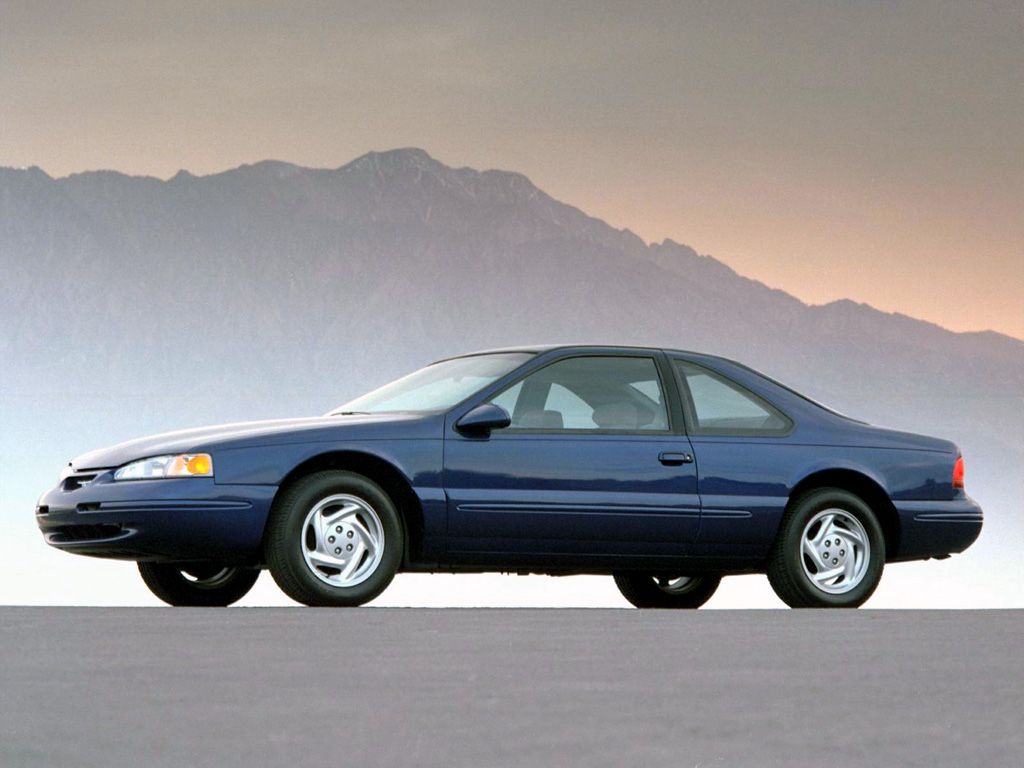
[801,537,826,570]
[842,552,858,582]
[323,502,360,527]
[811,514,835,545]
[349,518,378,551]
[181,566,236,589]
[812,565,844,585]
[307,550,346,569]
[839,524,865,547]
[312,513,330,554]
[654,575,695,594]
[800,508,871,595]
[338,542,367,581]
[301,493,385,589]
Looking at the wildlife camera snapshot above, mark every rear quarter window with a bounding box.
[675,360,792,436]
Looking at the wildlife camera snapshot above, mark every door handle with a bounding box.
[659,452,694,466]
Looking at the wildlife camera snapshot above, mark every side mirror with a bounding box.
[456,403,511,435]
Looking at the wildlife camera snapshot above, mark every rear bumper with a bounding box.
[36,474,276,564]
[891,496,983,562]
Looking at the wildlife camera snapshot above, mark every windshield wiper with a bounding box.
[333,411,370,416]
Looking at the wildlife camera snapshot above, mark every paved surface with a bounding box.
[0,608,1020,767]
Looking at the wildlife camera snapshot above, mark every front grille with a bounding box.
[62,473,99,491]
[50,524,124,542]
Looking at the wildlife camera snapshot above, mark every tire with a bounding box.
[614,572,721,608]
[138,562,259,607]
[265,470,403,607]
[767,488,885,608]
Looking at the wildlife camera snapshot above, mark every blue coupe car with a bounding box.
[37,345,982,608]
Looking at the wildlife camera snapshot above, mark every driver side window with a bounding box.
[489,356,669,432]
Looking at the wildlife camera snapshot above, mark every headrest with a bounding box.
[517,409,565,429]
[591,402,641,430]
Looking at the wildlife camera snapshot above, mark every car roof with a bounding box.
[443,343,719,360]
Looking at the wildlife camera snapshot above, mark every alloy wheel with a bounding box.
[799,508,870,595]
[300,494,385,588]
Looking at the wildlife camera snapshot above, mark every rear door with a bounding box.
[444,351,699,563]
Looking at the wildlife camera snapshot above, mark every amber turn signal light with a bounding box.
[186,455,211,475]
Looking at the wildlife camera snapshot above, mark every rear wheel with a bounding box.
[614,572,721,608]
[767,488,885,608]
[265,471,403,607]
[138,562,259,606]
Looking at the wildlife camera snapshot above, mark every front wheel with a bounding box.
[614,572,721,608]
[138,562,259,606]
[767,488,885,608]
[265,471,403,607]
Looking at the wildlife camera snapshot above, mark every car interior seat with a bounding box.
[591,402,643,430]
[516,409,565,429]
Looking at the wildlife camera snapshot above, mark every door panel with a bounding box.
[445,433,699,559]
[444,353,698,563]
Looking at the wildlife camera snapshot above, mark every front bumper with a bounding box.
[891,496,984,562]
[36,471,277,564]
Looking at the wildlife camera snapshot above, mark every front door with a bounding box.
[444,353,699,564]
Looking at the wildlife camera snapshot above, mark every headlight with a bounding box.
[113,454,213,481]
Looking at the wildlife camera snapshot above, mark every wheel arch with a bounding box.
[787,468,900,559]
[268,450,425,567]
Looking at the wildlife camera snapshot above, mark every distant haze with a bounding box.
[1,1,1022,338]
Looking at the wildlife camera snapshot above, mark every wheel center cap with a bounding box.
[820,536,848,566]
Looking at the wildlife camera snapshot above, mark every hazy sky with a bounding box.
[3,1,1022,338]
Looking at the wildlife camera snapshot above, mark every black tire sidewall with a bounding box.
[138,562,259,607]
[777,489,885,607]
[614,572,721,608]
[267,471,403,607]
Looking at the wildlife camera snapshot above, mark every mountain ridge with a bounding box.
[2,148,1020,346]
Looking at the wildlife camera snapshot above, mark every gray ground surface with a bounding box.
[0,608,1020,767]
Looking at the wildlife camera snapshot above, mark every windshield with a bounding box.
[331,352,534,414]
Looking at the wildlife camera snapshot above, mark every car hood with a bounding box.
[70,413,440,470]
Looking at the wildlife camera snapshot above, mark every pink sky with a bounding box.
[3,1,1021,338]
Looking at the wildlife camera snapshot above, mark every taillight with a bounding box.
[952,456,965,490]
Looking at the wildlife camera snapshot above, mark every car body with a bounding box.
[36,345,983,607]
